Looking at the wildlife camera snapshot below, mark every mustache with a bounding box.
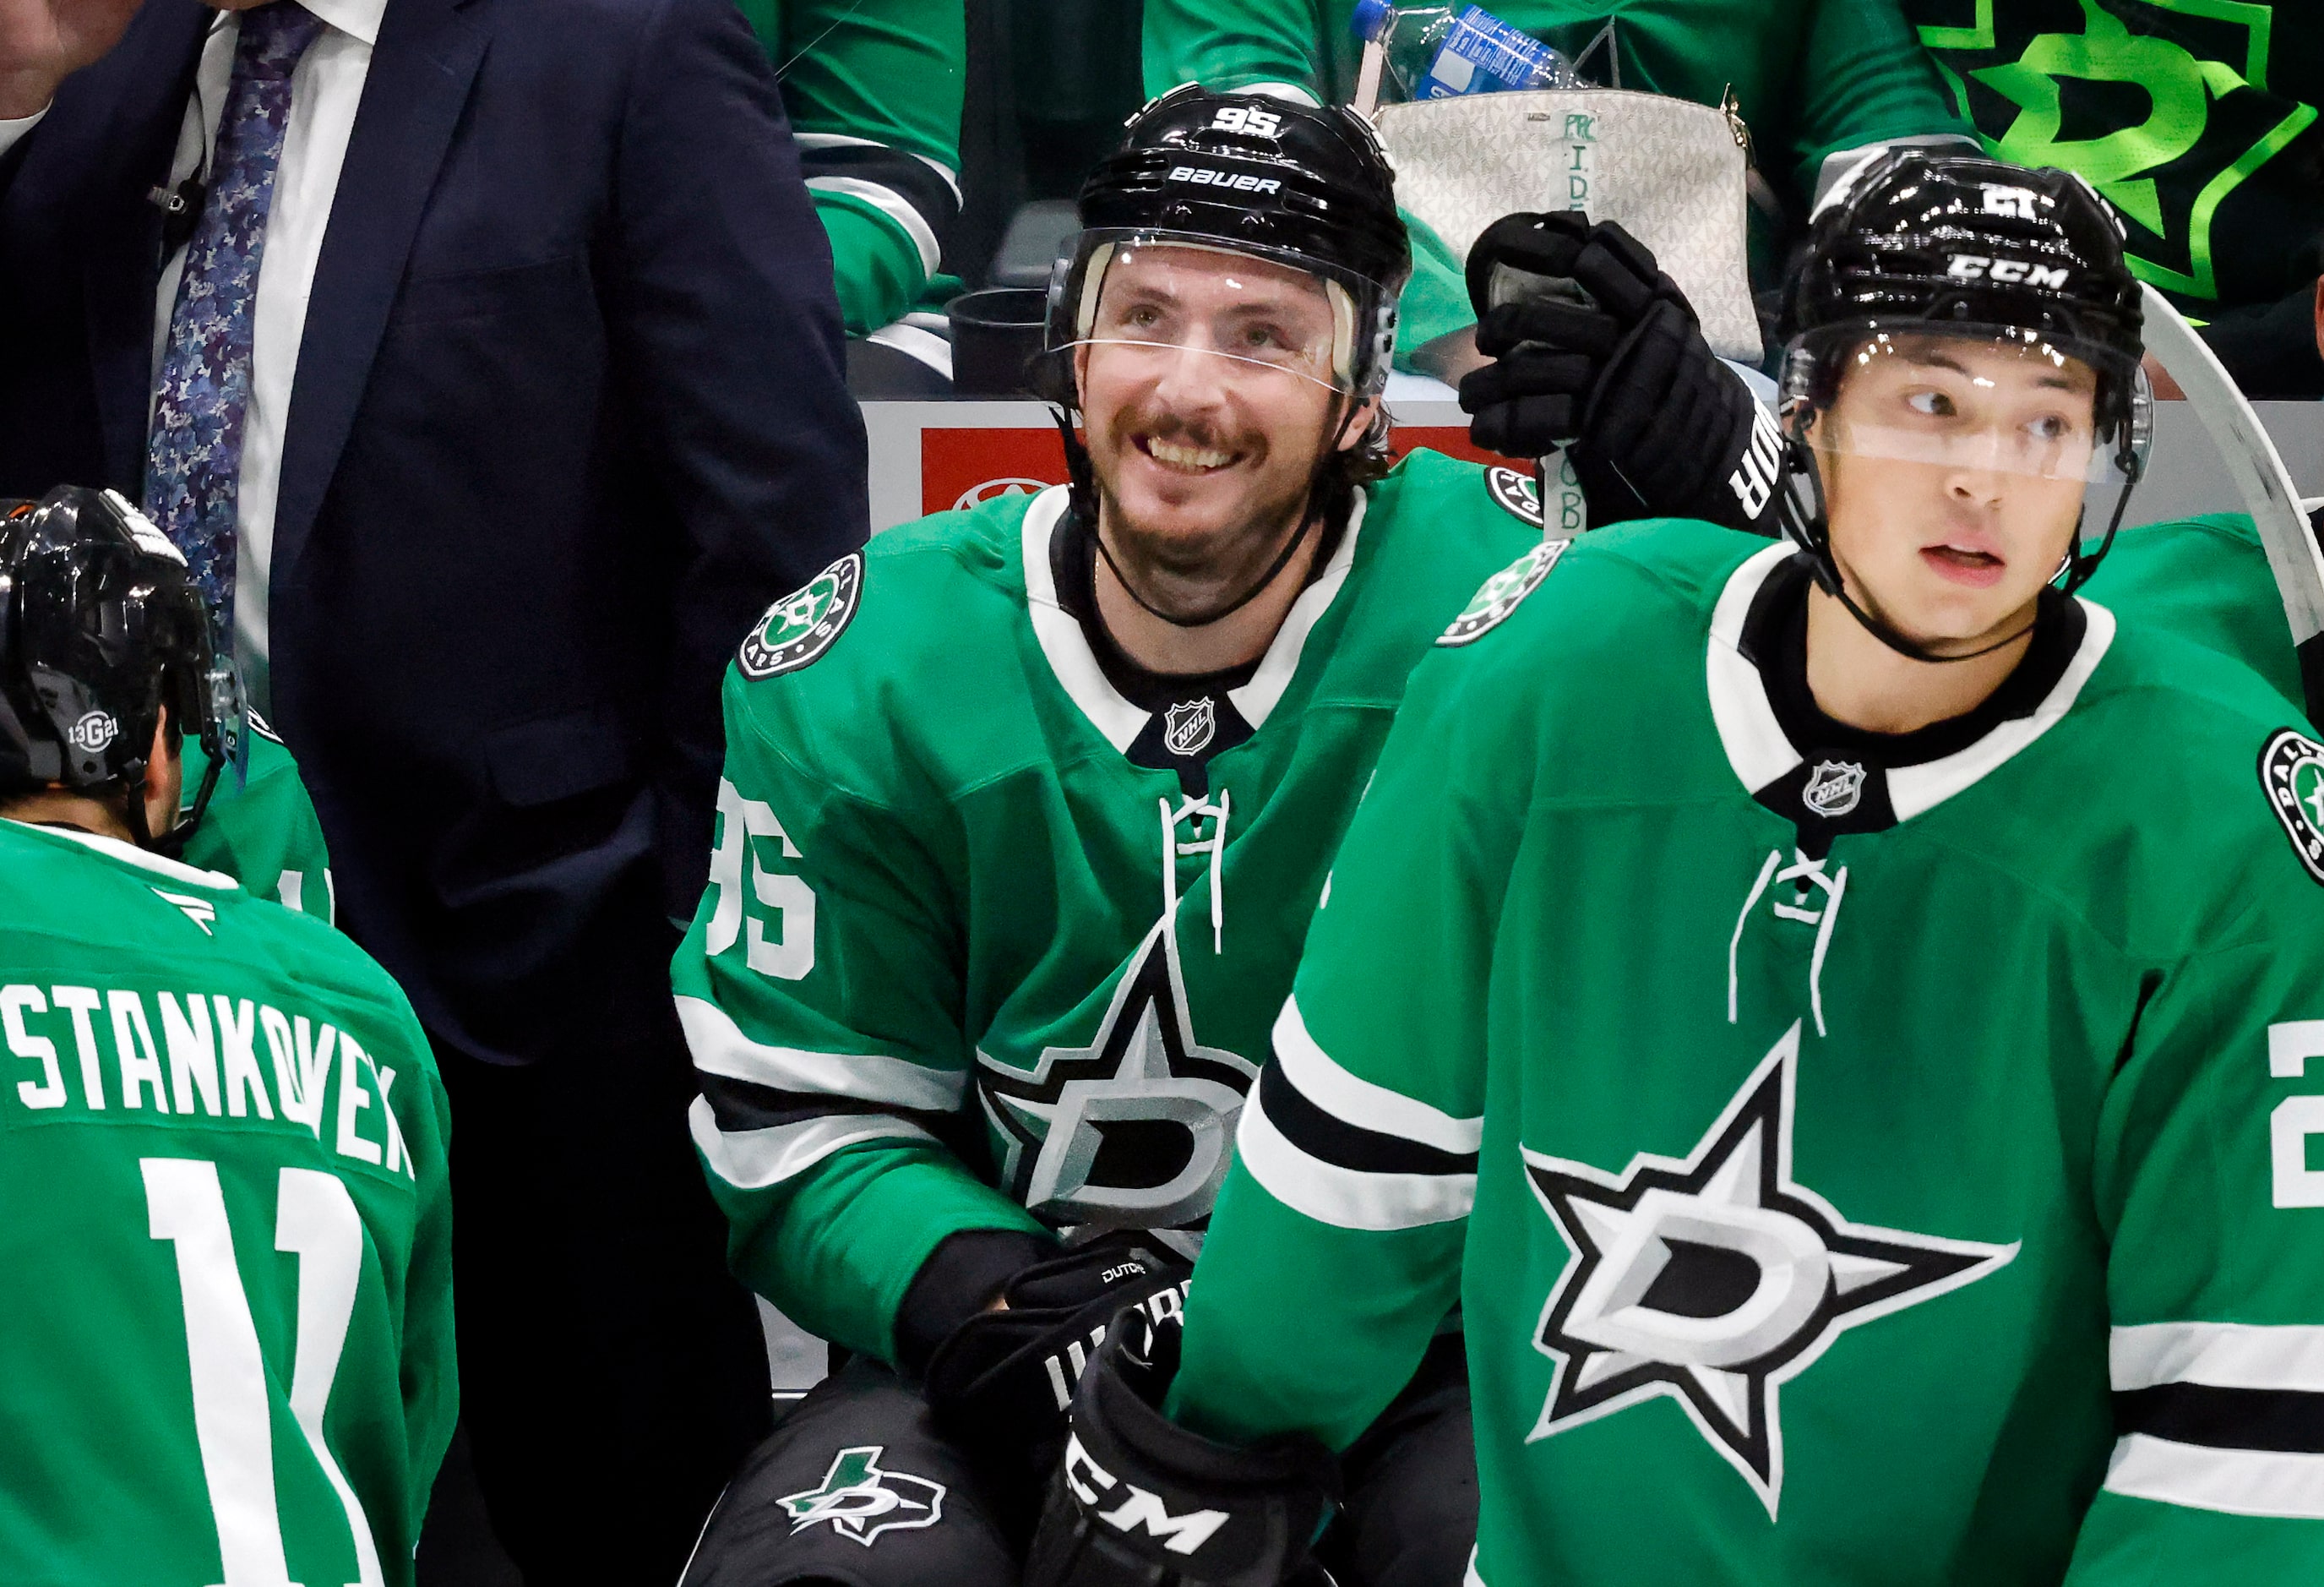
[1108,406,1255,456]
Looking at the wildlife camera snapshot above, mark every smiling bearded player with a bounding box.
[1026,153,2324,1587]
[670,86,1543,1587]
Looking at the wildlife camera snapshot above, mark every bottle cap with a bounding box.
[1349,0,1395,43]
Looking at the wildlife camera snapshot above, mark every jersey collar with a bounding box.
[3,817,238,889]
[1705,542,2115,821]
[1020,485,1366,755]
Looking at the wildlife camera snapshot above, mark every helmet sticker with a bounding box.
[738,554,863,681]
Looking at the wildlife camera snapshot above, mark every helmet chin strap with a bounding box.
[1086,393,1363,632]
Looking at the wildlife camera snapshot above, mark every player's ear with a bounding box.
[2312,276,2321,366]
[1335,393,1385,452]
[143,706,182,838]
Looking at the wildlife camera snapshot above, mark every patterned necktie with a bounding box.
[144,1,327,645]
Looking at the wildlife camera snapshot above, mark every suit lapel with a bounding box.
[82,0,211,489]
[272,0,486,584]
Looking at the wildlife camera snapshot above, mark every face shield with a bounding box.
[1044,227,1392,406]
[1781,324,2153,555]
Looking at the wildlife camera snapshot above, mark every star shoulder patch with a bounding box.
[2259,728,2324,885]
[1439,538,1569,648]
[1521,1022,2016,1517]
[738,553,863,680]
[1484,464,1546,529]
[777,1445,945,1546]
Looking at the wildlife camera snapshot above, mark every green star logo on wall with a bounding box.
[1921,0,2317,300]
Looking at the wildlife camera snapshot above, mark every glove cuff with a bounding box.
[895,1227,1058,1377]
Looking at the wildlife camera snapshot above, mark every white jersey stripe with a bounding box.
[1271,996,1483,1154]
[677,994,966,1111]
[688,1096,935,1191]
[1236,1079,1475,1230]
[2102,1433,2324,1521]
[2112,1321,2324,1393]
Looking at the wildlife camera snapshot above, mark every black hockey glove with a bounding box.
[1024,1308,1341,1587]
[1459,214,1783,535]
[923,1236,1195,1482]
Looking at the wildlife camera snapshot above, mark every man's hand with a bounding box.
[922,1236,1194,1480]
[1021,1308,1340,1587]
[0,0,144,119]
[1460,213,1784,535]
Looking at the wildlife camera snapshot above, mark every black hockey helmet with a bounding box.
[0,485,242,849]
[1772,150,2151,659]
[1039,85,1412,406]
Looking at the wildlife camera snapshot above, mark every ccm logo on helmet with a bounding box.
[1946,254,2070,290]
[1167,165,1282,195]
[1062,1433,1228,1556]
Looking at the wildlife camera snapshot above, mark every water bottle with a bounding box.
[1348,0,1576,106]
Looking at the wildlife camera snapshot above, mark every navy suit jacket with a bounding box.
[0,0,869,1064]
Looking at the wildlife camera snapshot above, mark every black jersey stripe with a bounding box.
[699,1071,950,1136]
[2115,1383,2324,1455]
[799,143,961,233]
[1257,1058,1479,1180]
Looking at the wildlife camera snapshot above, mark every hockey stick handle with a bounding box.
[2135,285,2324,723]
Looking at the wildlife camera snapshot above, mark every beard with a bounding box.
[1090,405,1336,625]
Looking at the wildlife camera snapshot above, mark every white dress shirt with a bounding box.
[0,0,384,712]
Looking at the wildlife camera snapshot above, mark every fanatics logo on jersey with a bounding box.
[2259,728,2324,885]
[1163,698,1216,757]
[1439,539,1569,648]
[1483,465,1546,529]
[1799,760,1866,818]
[1521,1023,2017,1516]
[151,887,218,935]
[738,554,863,680]
[66,711,118,754]
[778,1446,946,1546]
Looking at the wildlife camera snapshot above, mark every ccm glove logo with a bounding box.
[1945,254,2071,290]
[1063,1432,1228,1556]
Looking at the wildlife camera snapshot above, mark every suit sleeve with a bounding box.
[2064,859,2324,1578]
[607,0,871,922]
[743,0,964,335]
[673,668,1048,1366]
[1169,615,1528,1452]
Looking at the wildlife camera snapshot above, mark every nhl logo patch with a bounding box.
[1484,465,1546,529]
[2260,728,2324,884]
[1439,538,1569,647]
[739,554,863,680]
[1163,697,1216,757]
[1800,760,1866,819]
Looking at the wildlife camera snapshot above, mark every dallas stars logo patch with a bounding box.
[1439,538,1569,648]
[1484,465,1546,528]
[978,917,1257,1230]
[2260,728,2324,885]
[778,1445,945,1546]
[1521,1023,2016,1516]
[738,554,863,679]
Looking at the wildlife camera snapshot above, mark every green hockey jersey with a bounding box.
[0,818,454,1587]
[737,0,965,335]
[1170,521,2324,1584]
[675,450,1542,1365]
[180,712,336,924]
[1143,0,1970,357]
[2083,512,2305,714]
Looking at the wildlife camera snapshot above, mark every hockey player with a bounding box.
[0,487,454,1585]
[674,87,1539,1586]
[1031,153,2324,1585]
[177,711,337,924]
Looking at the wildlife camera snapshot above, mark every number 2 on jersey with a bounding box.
[144,1157,385,1587]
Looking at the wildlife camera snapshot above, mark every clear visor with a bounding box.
[1782,326,2151,485]
[1059,231,1364,395]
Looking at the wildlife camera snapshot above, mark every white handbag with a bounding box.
[1373,87,1764,363]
